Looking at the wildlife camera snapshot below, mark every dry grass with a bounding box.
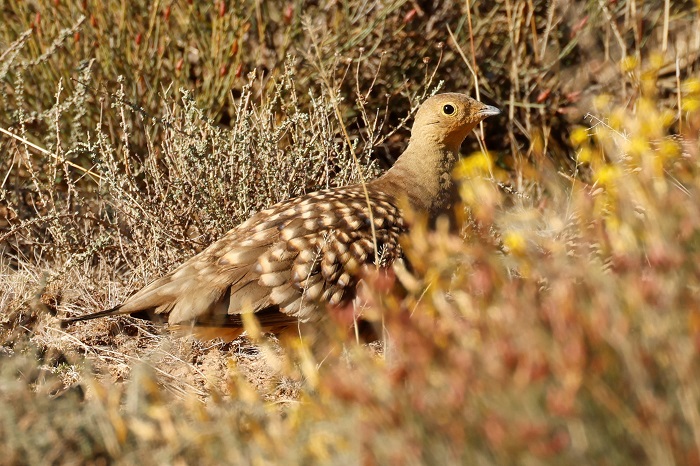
[1,0,700,464]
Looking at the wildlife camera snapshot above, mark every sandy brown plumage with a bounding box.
[62,93,500,339]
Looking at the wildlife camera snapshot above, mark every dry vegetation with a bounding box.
[2,0,700,464]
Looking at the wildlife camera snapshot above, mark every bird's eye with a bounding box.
[442,104,455,115]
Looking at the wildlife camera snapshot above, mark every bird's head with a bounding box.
[411,93,500,152]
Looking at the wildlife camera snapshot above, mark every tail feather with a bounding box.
[60,305,129,327]
[61,306,167,327]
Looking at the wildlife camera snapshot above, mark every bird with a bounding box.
[62,93,500,340]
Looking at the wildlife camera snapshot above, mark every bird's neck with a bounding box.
[373,136,461,215]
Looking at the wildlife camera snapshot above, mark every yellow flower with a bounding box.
[625,137,650,158]
[454,151,493,178]
[570,127,589,147]
[682,98,700,113]
[503,231,526,255]
[620,55,639,73]
[683,77,700,95]
[577,147,592,164]
[658,139,680,160]
[660,109,676,128]
[595,164,620,186]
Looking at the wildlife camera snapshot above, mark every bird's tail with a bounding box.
[60,306,148,328]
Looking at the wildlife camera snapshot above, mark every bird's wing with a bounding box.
[63,185,405,329]
[249,186,405,322]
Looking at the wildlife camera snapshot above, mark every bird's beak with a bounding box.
[478,105,501,117]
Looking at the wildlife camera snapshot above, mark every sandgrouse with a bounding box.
[63,93,500,339]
